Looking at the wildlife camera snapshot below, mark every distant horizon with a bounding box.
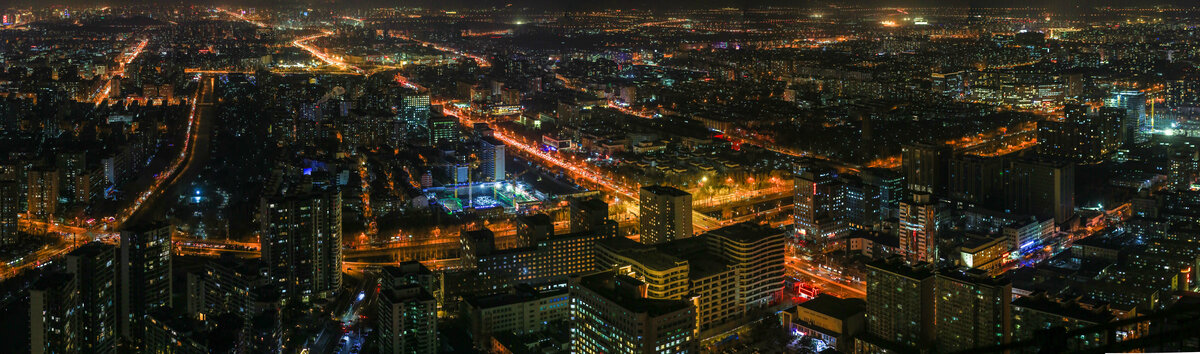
[6,0,1200,11]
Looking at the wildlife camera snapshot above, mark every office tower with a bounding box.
[899,192,942,264]
[30,273,78,354]
[901,142,952,195]
[569,196,617,237]
[428,113,457,145]
[638,185,692,245]
[401,93,432,128]
[703,223,786,311]
[0,180,20,245]
[460,227,612,294]
[260,187,342,305]
[1037,105,1123,164]
[27,167,59,221]
[119,223,173,346]
[948,154,1004,208]
[840,175,879,229]
[516,213,553,247]
[861,168,904,219]
[935,269,1012,352]
[1005,157,1075,224]
[66,242,117,354]
[794,167,846,242]
[864,258,936,349]
[1107,90,1147,145]
[464,284,569,349]
[479,136,505,181]
[378,285,438,354]
[569,271,697,353]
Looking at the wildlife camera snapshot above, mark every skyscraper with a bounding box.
[400,93,432,128]
[378,284,438,354]
[0,180,20,245]
[479,136,506,182]
[569,271,697,353]
[902,142,952,195]
[260,187,342,305]
[638,185,692,245]
[66,242,117,354]
[27,167,59,221]
[864,257,936,350]
[30,273,77,354]
[119,223,173,347]
[947,154,1004,208]
[794,167,846,242]
[1107,90,1147,145]
[428,113,457,146]
[1005,157,1075,224]
[935,269,1012,352]
[899,192,942,264]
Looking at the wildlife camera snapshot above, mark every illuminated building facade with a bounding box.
[639,185,692,245]
[568,271,696,353]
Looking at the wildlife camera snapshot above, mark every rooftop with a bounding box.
[640,185,691,197]
[799,294,866,320]
[575,271,692,317]
[703,222,784,244]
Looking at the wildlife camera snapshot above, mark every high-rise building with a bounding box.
[1037,105,1123,164]
[948,154,1005,208]
[935,269,1012,352]
[260,187,342,305]
[569,271,697,353]
[479,137,506,182]
[902,142,952,195]
[27,167,59,221]
[185,256,272,326]
[596,223,785,333]
[378,285,438,354]
[864,257,936,350]
[66,242,117,354]
[861,168,904,220]
[119,223,173,346]
[1005,157,1075,224]
[899,192,942,264]
[428,113,457,146]
[400,93,432,128]
[377,261,439,354]
[56,151,89,204]
[794,167,846,242]
[515,213,553,248]
[0,180,20,245]
[1107,90,1148,145]
[638,185,692,245]
[569,196,616,237]
[30,273,78,354]
[703,223,786,311]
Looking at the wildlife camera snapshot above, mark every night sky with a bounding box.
[7,0,1198,10]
